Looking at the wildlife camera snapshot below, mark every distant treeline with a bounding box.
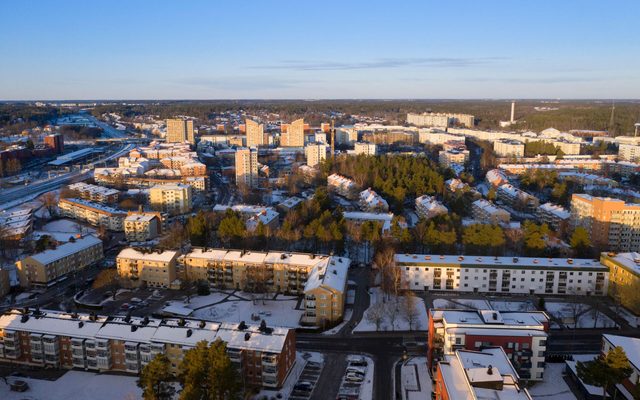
[0,104,70,135]
[2,100,639,135]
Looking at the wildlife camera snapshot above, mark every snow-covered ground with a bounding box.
[192,296,303,328]
[35,218,95,242]
[432,298,491,310]
[355,288,428,332]
[528,363,576,400]
[489,299,537,312]
[357,355,374,400]
[0,371,142,400]
[401,357,432,400]
[545,302,615,329]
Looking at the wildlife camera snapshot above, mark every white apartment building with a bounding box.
[418,130,461,145]
[497,184,540,213]
[536,203,570,233]
[305,143,328,167]
[619,144,640,162]
[353,142,377,156]
[438,149,469,168]
[335,128,358,145]
[327,173,359,199]
[149,184,193,215]
[407,112,474,128]
[235,147,258,187]
[494,139,525,157]
[471,199,511,224]
[397,254,609,295]
[415,195,448,220]
[212,204,279,232]
[67,182,120,204]
[359,188,389,212]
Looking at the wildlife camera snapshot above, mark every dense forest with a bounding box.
[326,154,450,212]
[0,104,70,134]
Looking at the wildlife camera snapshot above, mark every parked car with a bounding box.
[346,366,367,375]
[294,381,313,392]
[345,373,364,383]
[120,303,130,310]
[348,357,368,367]
[10,380,29,392]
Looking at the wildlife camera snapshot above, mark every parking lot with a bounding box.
[336,355,371,400]
[289,360,323,400]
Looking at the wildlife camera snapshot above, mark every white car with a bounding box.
[345,372,364,382]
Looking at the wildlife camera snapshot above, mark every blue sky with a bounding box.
[1,0,639,100]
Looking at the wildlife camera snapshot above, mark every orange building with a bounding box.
[570,194,640,251]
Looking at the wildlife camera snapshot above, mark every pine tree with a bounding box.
[570,227,592,256]
[179,340,242,400]
[577,346,632,400]
[138,354,175,400]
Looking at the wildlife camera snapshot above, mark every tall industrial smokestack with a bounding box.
[330,118,336,159]
[510,101,515,123]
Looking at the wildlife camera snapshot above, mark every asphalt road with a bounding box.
[0,143,134,210]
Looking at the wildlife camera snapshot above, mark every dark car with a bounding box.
[10,379,29,392]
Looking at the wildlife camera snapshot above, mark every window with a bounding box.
[455,338,462,345]
[507,342,513,349]
[475,342,482,348]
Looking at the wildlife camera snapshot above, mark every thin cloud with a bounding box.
[249,57,508,71]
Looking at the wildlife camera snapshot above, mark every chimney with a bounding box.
[487,365,493,375]
[510,102,515,123]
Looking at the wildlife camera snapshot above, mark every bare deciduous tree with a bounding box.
[401,291,421,331]
[365,303,385,332]
[40,191,58,218]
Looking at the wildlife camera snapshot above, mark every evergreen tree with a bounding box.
[179,340,242,400]
[138,354,175,400]
[570,227,592,256]
[217,210,246,247]
[577,346,632,400]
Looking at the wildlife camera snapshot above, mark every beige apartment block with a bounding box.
[246,119,266,147]
[305,143,328,167]
[235,147,258,187]
[124,212,162,242]
[166,118,195,144]
[16,235,103,288]
[281,119,304,147]
[58,198,127,231]
[149,183,193,215]
[178,248,350,326]
[116,248,180,289]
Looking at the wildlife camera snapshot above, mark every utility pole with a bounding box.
[609,101,616,136]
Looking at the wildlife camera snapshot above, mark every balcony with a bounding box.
[261,355,277,365]
[71,339,84,348]
[263,366,278,376]
[262,377,278,388]
[227,349,242,362]
[72,357,86,368]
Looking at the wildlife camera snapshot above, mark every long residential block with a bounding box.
[396,254,608,295]
[16,235,103,288]
[0,309,295,389]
